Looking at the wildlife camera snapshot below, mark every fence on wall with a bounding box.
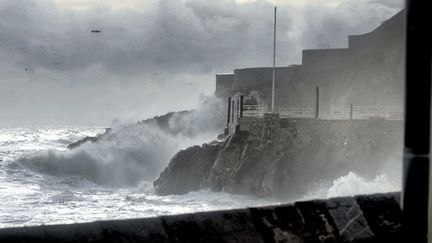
[242,105,268,117]
[279,107,316,118]
[240,104,403,120]
[330,106,403,120]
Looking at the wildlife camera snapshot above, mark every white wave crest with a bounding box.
[18,96,225,186]
[300,171,400,201]
[327,172,398,198]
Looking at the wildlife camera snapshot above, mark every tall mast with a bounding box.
[271,6,277,113]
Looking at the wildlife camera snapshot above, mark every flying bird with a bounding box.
[90,30,102,33]
[24,67,35,73]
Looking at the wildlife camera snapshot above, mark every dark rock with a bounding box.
[67,128,111,149]
[154,142,224,195]
[67,136,99,149]
[154,118,403,199]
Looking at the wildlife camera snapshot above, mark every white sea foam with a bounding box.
[16,96,225,186]
[18,124,184,186]
[1,96,262,228]
[0,126,270,227]
[299,171,400,201]
[327,172,398,197]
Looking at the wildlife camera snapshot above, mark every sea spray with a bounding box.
[17,95,225,186]
[326,171,397,198]
[18,124,179,186]
[299,171,399,201]
[0,126,272,227]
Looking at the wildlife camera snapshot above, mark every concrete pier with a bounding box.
[0,192,401,243]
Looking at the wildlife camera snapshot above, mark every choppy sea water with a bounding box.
[0,127,275,228]
[0,126,399,228]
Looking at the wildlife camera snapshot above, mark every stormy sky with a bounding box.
[0,0,403,126]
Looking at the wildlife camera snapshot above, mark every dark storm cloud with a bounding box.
[0,0,403,126]
[0,0,403,77]
[0,0,288,78]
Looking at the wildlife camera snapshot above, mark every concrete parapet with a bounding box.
[0,192,401,243]
[325,196,374,242]
[355,193,402,243]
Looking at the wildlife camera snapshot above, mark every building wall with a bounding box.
[232,67,273,92]
[348,10,405,50]
[215,74,234,97]
[230,66,299,106]
[217,10,405,117]
[301,49,351,71]
[279,10,405,113]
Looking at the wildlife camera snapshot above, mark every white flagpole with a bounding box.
[272,6,277,113]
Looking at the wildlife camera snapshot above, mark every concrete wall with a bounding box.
[215,74,234,97]
[230,66,300,105]
[348,10,405,50]
[0,192,402,243]
[232,67,273,92]
[279,10,405,115]
[301,49,350,71]
[218,10,405,115]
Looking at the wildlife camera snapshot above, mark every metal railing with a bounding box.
[242,105,268,117]
[331,106,403,120]
[332,109,351,120]
[279,107,316,118]
[240,105,403,120]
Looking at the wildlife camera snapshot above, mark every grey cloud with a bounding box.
[0,0,403,126]
[370,0,403,9]
[1,0,283,77]
[298,0,402,49]
[0,0,403,76]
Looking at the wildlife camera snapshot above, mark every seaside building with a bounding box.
[217,10,405,133]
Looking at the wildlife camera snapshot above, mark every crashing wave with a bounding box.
[18,96,225,186]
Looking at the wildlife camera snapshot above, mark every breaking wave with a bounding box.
[18,95,225,186]
[327,171,397,198]
[300,171,399,201]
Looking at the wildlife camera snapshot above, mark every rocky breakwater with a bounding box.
[154,115,403,199]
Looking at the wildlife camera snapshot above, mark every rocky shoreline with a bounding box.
[154,117,403,199]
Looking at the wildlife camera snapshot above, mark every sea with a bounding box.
[0,126,399,228]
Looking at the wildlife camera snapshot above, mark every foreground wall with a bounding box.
[0,192,401,243]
